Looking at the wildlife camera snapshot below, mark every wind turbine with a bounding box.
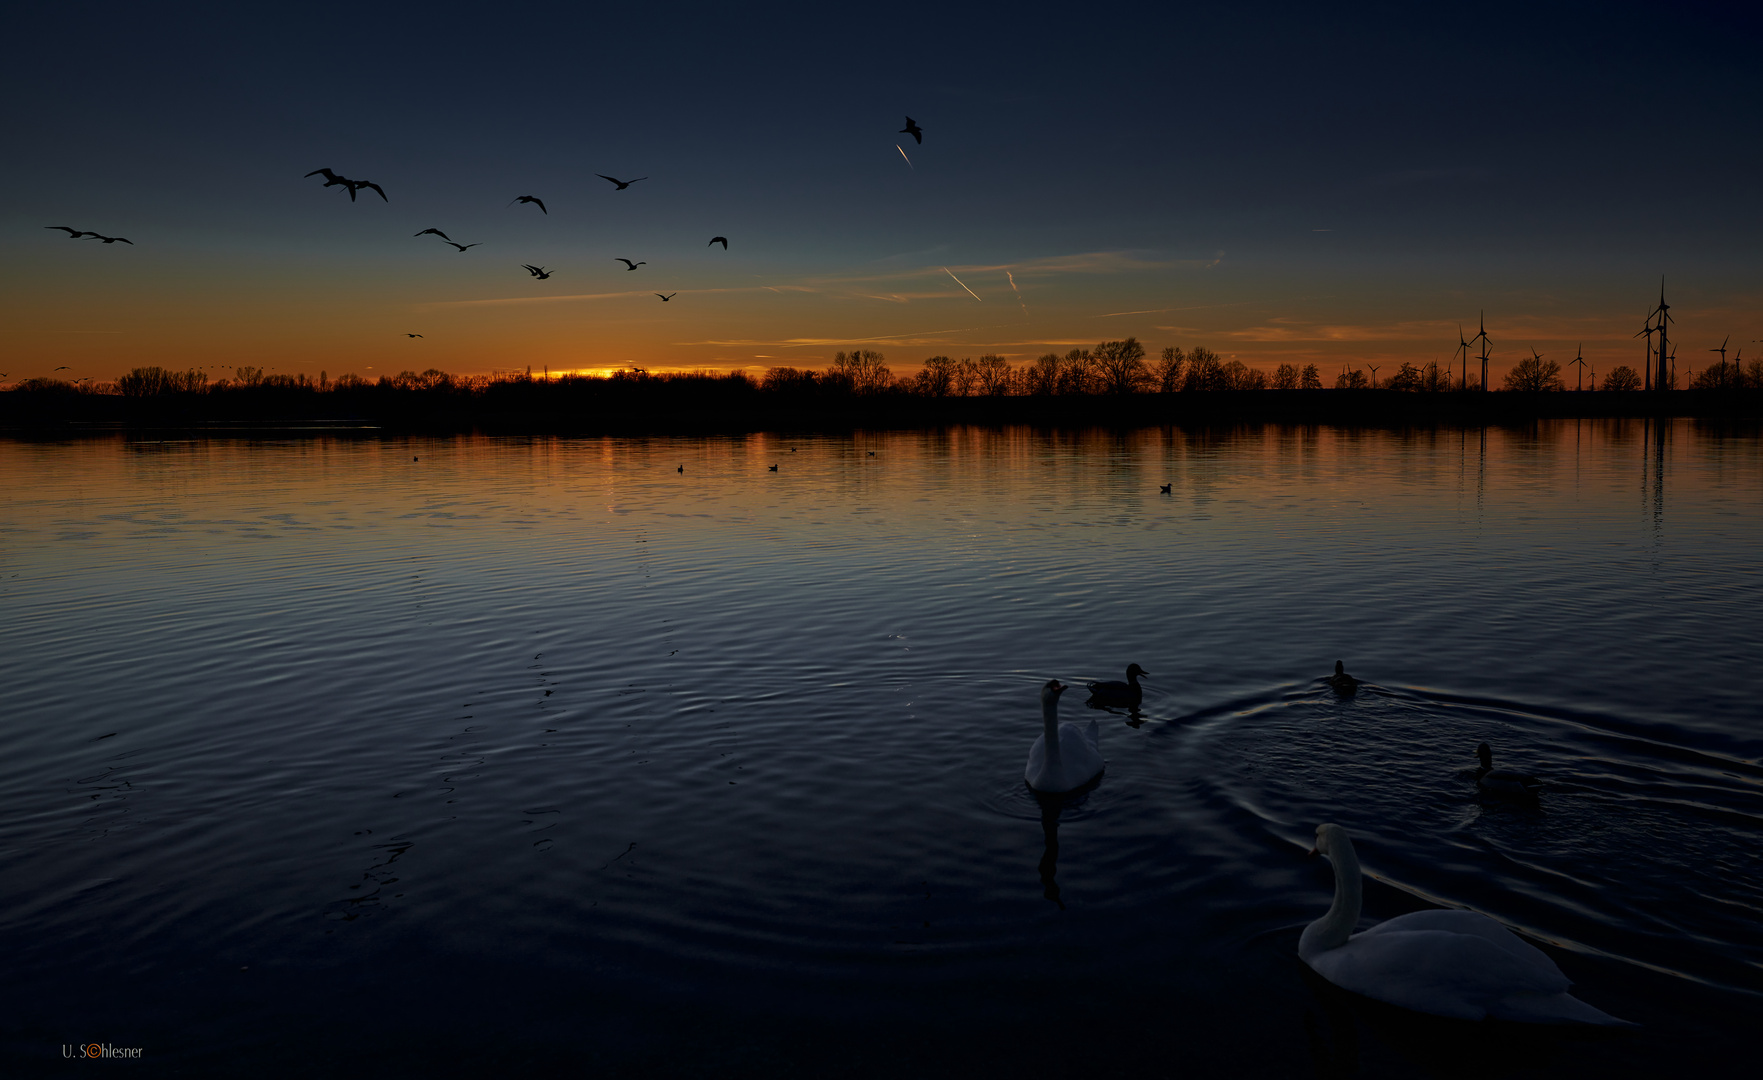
[1366,363,1381,388]
[1567,344,1589,391]
[1454,324,1471,391]
[1468,312,1491,391]
[1709,335,1730,389]
[1635,311,1658,392]
[1644,278,1673,392]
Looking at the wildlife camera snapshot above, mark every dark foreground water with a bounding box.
[2,422,1758,1078]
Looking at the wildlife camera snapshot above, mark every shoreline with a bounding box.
[4,388,1760,436]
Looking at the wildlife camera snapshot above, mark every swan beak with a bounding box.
[1305,845,1319,858]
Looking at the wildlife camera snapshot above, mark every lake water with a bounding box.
[1,422,1758,1077]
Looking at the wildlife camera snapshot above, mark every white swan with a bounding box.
[1025,680,1104,793]
[1299,823,1631,1025]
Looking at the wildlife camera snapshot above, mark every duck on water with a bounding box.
[1325,660,1360,694]
[1300,823,1630,1025]
[1025,680,1104,793]
[1474,742,1543,799]
[1087,663,1147,707]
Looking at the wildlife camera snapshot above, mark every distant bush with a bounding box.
[830,350,891,394]
[1503,354,1564,391]
[1182,347,1227,391]
[1601,365,1641,392]
[1300,364,1322,390]
[1154,347,1186,392]
[1271,363,1299,390]
[118,366,208,396]
[974,354,1013,395]
[1093,338,1149,395]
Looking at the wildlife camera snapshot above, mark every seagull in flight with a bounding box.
[655,292,675,301]
[899,116,923,144]
[615,258,645,271]
[523,264,553,279]
[46,226,98,238]
[406,334,423,338]
[597,174,647,190]
[305,168,387,202]
[91,233,133,244]
[54,366,71,371]
[510,195,548,214]
[415,228,452,240]
[708,236,728,249]
[442,241,481,252]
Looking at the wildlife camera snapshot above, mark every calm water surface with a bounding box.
[1,422,1759,1077]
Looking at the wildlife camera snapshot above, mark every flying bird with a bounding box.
[305,168,386,202]
[46,226,98,238]
[655,292,675,301]
[90,234,133,244]
[708,236,728,249]
[899,116,923,144]
[596,174,647,190]
[510,195,547,214]
[414,228,452,241]
[615,258,646,271]
[443,241,481,252]
[523,265,553,279]
[54,366,70,371]
[405,334,423,338]
[305,167,350,190]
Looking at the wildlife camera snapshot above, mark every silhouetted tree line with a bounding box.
[8,338,1761,431]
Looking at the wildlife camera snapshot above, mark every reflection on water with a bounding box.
[0,421,1758,1077]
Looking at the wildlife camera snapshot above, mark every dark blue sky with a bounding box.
[6,1,1759,377]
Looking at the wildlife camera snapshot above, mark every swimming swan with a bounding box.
[1299,823,1630,1025]
[1474,743,1542,799]
[1025,680,1104,793]
[1087,663,1148,706]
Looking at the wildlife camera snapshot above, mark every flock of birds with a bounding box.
[303,165,707,304]
[1029,660,1624,1028]
[45,119,928,324]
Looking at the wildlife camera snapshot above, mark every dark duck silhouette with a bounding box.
[1325,660,1360,694]
[899,116,923,144]
[1159,483,1172,494]
[1086,663,1147,706]
[1474,743,1542,799]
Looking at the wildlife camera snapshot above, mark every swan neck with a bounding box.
[1309,840,1362,954]
[1041,699,1062,758]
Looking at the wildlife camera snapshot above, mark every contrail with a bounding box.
[1006,271,1028,315]
[942,267,982,302]
[896,144,914,170]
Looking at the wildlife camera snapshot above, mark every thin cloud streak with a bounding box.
[942,267,983,302]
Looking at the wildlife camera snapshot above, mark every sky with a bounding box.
[4,1,1760,385]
